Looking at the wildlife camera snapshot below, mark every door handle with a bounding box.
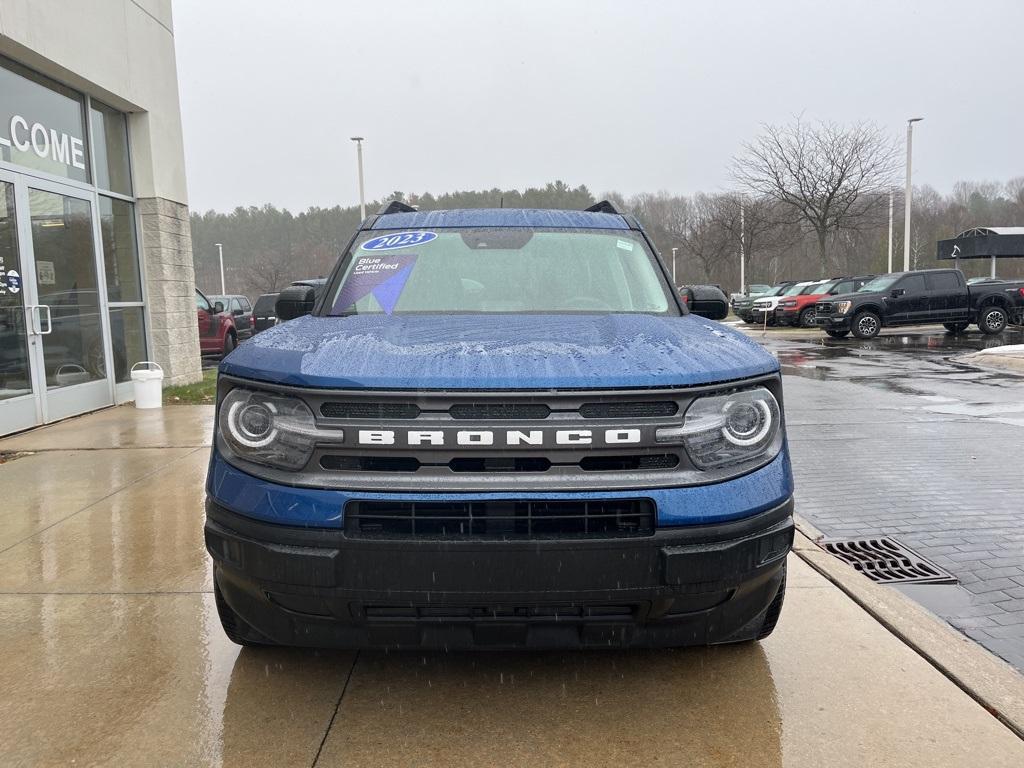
[37,304,52,335]
[26,305,53,335]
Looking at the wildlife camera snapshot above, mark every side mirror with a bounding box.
[232,308,243,316]
[276,285,317,321]
[683,285,730,320]
[213,301,224,313]
[890,288,905,298]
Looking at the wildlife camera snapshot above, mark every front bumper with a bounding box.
[813,314,851,330]
[775,308,800,326]
[206,497,794,649]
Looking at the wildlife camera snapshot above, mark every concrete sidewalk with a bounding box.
[1,405,1022,767]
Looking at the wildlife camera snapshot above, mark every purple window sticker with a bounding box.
[333,254,417,315]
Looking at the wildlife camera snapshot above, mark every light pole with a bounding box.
[215,242,225,295]
[903,118,923,271]
[671,247,678,286]
[887,189,894,273]
[350,136,366,221]
[739,199,746,295]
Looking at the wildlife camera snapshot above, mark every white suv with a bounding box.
[752,281,815,325]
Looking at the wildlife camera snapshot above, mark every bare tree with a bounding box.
[732,117,900,272]
[679,193,731,281]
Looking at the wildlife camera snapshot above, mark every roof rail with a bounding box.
[584,200,623,215]
[377,200,417,215]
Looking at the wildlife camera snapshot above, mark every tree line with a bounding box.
[190,119,1024,300]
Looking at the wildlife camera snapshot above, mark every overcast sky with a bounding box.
[174,0,1024,213]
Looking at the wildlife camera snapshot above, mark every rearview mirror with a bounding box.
[276,285,317,321]
[213,301,224,313]
[682,285,730,320]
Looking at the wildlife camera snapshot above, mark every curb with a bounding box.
[791,513,1024,739]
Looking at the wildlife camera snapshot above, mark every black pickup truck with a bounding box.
[814,268,1024,339]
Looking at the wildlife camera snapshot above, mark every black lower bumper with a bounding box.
[813,314,851,330]
[205,498,794,649]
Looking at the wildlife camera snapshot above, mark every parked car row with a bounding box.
[196,279,329,358]
[735,277,876,327]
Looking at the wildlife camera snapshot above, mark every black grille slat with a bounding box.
[320,456,421,472]
[346,500,655,539]
[579,401,678,418]
[449,403,551,420]
[580,454,679,471]
[320,402,421,419]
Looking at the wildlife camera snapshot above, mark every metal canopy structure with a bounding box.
[937,227,1024,277]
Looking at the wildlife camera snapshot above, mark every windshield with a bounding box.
[326,228,677,315]
[762,285,788,297]
[783,283,811,296]
[800,281,829,295]
[858,274,901,292]
[813,279,840,294]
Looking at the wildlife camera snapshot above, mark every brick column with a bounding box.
[137,197,202,386]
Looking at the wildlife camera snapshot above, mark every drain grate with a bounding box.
[820,537,957,585]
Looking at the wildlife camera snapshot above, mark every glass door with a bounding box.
[0,173,42,434]
[26,179,113,422]
[0,172,114,436]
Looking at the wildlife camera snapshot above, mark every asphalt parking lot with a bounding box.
[743,323,1024,670]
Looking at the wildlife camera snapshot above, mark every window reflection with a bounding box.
[90,101,132,195]
[0,182,32,400]
[100,197,142,302]
[109,306,146,383]
[29,189,104,388]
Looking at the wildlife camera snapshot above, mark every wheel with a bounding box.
[213,570,275,647]
[825,329,850,338]
[756,565,787,640]
[223,332,236,356]
[798,307,816,328]
[852,311,881,339]
[978,306,1007,335]
[943,322,969,334]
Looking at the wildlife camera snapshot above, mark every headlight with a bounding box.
[667,387,781,470]
[836,301,852,314]
[218,388,320,470]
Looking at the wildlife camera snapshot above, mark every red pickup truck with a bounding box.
[196,289,238,357]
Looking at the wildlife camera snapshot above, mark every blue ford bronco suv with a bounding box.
[205,201,794,649]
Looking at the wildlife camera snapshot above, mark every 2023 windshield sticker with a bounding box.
[360,231,437,251]
[333,254,417,315]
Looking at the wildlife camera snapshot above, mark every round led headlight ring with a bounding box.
[227,399,278,448]
[721,399,772,447]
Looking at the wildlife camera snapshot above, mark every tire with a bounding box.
[223,331,236,357]
[943,322,969,334]
[977,306,1007,335]
[851,311,881,339]
[798,307,816,328]
[213,570,275,647]
[756,565,787,640]
[825,329,850,338]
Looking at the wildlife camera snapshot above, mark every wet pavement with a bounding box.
[746,324,1024,670]
[2,405,1024,765]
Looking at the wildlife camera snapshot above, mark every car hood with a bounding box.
[220,313,778,389]
[825,291,874,303]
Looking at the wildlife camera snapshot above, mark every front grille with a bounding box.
[579,401,677,418]
[321,402,420,419]
[320,453,680,473]
[345,499,655,538]
[816,301,833,314]
[449,403,551,420]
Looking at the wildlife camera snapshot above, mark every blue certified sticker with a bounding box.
[361,231,437,251]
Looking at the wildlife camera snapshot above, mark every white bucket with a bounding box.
[130,361,164,409]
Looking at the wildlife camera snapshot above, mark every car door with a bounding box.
[229,298,250,339]
[887,274,928,324]
[927,271,968,321]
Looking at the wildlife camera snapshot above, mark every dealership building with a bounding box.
[0,0,200,436]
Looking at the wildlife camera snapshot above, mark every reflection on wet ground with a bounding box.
[1,406,1022,765]
[757,325,1024,669]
